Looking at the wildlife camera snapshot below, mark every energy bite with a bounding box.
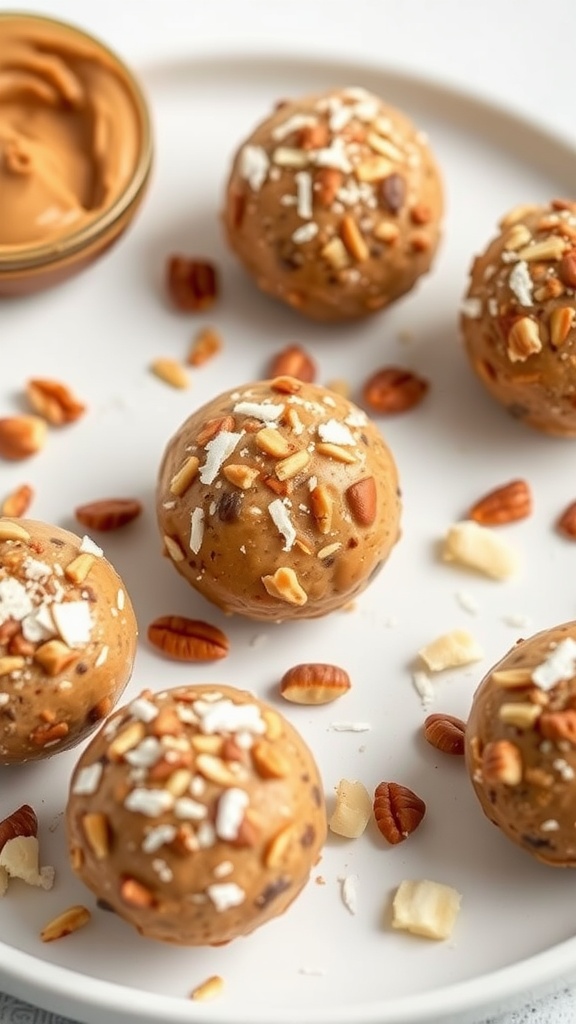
[0,518,137,764]
[461,200,576,435]
[66,684,326,945]
[156,377,401,621]
[223,86,443,322]
[466,622,576,865]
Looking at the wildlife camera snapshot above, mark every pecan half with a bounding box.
[75,498,142,531]
[467,479,532,526]
[0,415,47,460]
[26,378,86,425]
[166,255,218,311]
[362,366,429,414]
[557,500,576,539]
[373,782,426,844]
[423,713,466,755]
[268,345,316,383]
[280,663,351,705]
[147,615,229,662]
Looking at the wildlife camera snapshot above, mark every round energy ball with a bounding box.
[223,86,443,322]
[0,517,137,764]
[465,621,576,866]
[156,377,401,621]
[461,199,576,436]
[67,684,327,945]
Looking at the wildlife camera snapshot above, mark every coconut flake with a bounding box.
[215,788,249,841]
[239,145,269,191]
[174,797,208,821]
[531,638,576,690]
[508,260,533,306]
[295,170,313,219]
[80,535,103,557]
[190,507,205,554]
[51,600,92,647]
[272,113,316,141]
[142,825,177,854]
[340,874,358,915]
[461,296,483,319]
[233,400,284,423]
[129,697,159,723]
[0,577,33,625]
[73,762,103,795]
[268,498,296,552]
[292,222,319,244]
[313,138,352,173]
[206,882,245,912]
[124,789,175,817]
[22,556,51,581]
[21,603,57,643]
[125,737,163,769]
[195,699,265,736]
[199,431,244,485]
[317,419,356,445]
[412,670,434,708]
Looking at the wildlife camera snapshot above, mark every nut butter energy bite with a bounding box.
[156,377,401,620]
[0,518,137,764]
[66,684,327,945]
[465,622,576,865]
[223,86,443,321]
[461,200,576,435]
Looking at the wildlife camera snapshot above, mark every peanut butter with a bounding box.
[0,16,142,250]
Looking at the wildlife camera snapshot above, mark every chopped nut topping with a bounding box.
[506,317,542,362]
[170,456,200,496]
[340,214,369,261]
[261,566,307,605]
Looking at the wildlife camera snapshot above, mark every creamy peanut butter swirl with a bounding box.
[0,17,141,249]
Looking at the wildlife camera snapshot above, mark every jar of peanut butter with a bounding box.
[0,13,153,295]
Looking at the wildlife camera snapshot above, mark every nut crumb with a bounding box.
[190,975,225,1002]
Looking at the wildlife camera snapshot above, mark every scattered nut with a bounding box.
[74,498,142,531]
[0,415,47,460]
[423,713,466,755]
[481,739,523,785]
[40,904,91,942]
[467,479,532,526]
[268,345,316,382]
[1,483,34,517]
[392,879,462,940]
[167,255,218,311]
[190,975,225,1002]
[329,779,372,838]
[557,500,576,539]
[345,476,377,526]
[147,615,229,662]
[280,663,351,705]
[373,782,426,844]
[150,358,190,389]
[187,326,222,366]
[0,804,38,852]
[26,378,86,425]
[362,366,428,414]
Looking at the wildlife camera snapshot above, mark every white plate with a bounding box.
[2,48,576,1024]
